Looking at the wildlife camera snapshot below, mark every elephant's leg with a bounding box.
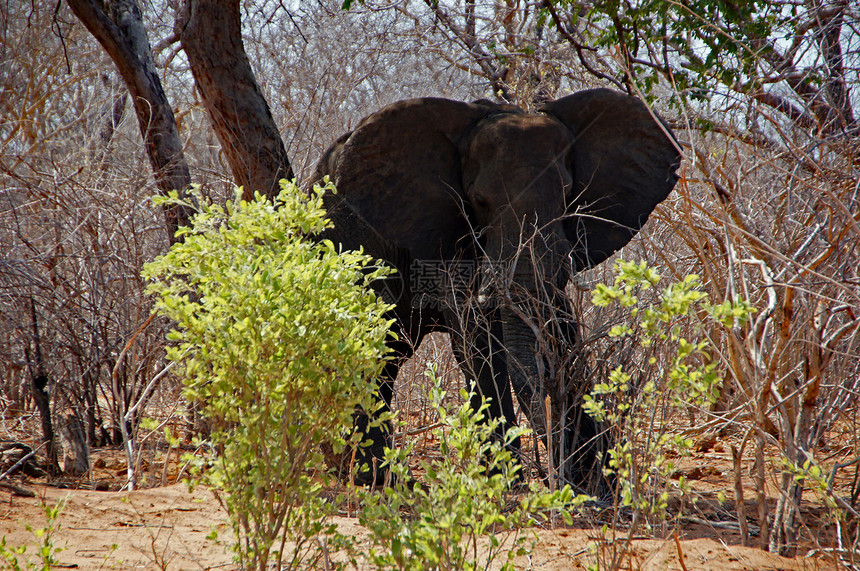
[561,401,612,497]
[448,316,520,452]
[348,334,414,485]
[546,316,613,497]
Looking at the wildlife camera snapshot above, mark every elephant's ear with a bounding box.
[318,98,493,260]
[541,89,682,271]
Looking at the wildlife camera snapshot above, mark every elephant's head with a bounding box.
[317,89,679,265]
[315,89,681,484]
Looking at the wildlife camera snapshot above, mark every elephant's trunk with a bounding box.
[499,252,562,440]
[501,306,545,433]
[499,249,610,496]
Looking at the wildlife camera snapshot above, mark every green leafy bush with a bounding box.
[143,179,394,570]
[360,364,584,571]
[585,259,754,567]
[588,260,754,516]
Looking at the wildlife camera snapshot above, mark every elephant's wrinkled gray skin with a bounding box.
[313,88,681,492]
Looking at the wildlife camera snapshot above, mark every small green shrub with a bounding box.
[585,259,755,568]
[360,364,584,571]
[143,179,394,570]
[0,498,65,571]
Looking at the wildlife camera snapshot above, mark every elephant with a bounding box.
[312,88,681,493]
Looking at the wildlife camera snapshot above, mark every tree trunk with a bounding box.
[59,414,90,476]
[67,0,193,243]
[26,299,60,476]
[176,0,293,200]
[29,371,59,476]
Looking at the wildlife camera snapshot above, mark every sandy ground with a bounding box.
[1,342,853,570]
[0,479,839,571]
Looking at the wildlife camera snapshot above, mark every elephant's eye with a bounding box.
[473,193,490,209]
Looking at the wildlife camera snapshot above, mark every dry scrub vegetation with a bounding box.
[1,0,859,569]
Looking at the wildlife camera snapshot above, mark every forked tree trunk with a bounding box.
[71,0,295,443]
[176,0,293,200]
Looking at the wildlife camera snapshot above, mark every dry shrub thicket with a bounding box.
[572,9,858,559]
[647,113,860,554]
[0,6,172,478]
[1,0,859,560]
